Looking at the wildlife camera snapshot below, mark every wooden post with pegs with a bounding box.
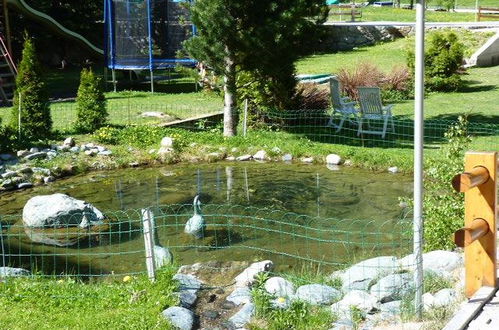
[451,151,497,298]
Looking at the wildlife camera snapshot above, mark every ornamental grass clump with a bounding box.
[74,68,108,133]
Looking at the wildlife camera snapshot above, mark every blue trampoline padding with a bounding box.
[326,0,340,5]
[108,58,198,70]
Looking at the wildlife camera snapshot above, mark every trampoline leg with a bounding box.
[150,70,154,93]
[104,67,108,91]
[112,69,117,93]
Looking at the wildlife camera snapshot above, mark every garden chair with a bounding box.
[327,77,359,132]
[357,87,395,139]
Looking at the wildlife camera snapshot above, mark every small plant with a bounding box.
[74,68,108,133]
[424,271,454,294]
[295,83,330,110]
[337,62,384,101]
[10,35,52,141]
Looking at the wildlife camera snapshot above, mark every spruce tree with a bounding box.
[184,0,327,136]
[11,37,52,140]
[74,68,108,133]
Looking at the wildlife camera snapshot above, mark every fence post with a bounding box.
[141,208,156,282]
[17,92,21,141]
[452,151,497,298]
[243,98,248,137]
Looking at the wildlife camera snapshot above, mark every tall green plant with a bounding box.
[74,68,107,133]
[10,37,52,141]
[423,116,471,251]
[407,31,464,92]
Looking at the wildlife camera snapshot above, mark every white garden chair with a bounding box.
[327,77,359,132]
[357,86,395,139]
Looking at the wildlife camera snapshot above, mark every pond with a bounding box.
[0,162,413,278]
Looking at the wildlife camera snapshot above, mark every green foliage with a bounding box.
[0,267,179,329]
[407,31,465,92]
[423,116,471,251]
[0,118,16,152]
[10,37,52,141]
[185,0,329,114]
[424,271,454,294]
[74,68,108,133]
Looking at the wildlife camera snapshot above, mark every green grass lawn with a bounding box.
[331,7,476,22]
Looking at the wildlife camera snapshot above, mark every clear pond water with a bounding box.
[0,162,413,277]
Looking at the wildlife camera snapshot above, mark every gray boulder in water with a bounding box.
[23,193,105,228]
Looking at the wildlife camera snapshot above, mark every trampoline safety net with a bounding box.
[105,0,197,70]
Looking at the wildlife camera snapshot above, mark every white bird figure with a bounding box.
[184,195,205,239]
[149,211,173,268]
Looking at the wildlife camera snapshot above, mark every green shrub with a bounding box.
[10,36,52,141]
[0,118,15,152]
[74,68,107,133]
[423,116,470,251]
[407,31,465,92]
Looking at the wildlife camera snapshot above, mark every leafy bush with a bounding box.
[10,36,52,141]
[295,83,330,110]
[423,116,470,251]
[74,68,108,133]
[407,31,465,92]
[0,118,16,152]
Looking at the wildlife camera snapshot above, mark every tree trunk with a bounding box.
[223,54,237,137]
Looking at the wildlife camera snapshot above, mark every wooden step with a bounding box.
[0,73,14,78]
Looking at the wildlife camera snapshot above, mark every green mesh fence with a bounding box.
[0,205,413,280]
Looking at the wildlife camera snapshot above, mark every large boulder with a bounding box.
[295,284,341,305]
[23,194,105,229]
[264,277,295,298]
[0,267,30,277]
[162,306,194,330]
[370,273,413,303]
[234,260,274,287]
[399,250,463,277]
[339,256,399,292]
[331,290,379,319]
[229,303,255,328]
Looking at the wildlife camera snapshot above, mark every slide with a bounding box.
[5,0,104,57]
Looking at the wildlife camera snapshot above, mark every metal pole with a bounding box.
[142,208,156,282]
[146,0,154,94]
[243,99,248,137]
[413,0,425,321]
[112,69,117,93]
[475,0,479,22]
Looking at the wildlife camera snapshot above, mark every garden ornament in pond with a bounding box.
[185,195,205,239]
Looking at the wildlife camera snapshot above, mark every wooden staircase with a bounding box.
[0,33,16,106]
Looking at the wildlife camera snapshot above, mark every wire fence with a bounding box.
[0,204,413,281]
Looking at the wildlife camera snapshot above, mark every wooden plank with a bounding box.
[158,111,223,128]
[464,152,497,298]
[442,285,498,330]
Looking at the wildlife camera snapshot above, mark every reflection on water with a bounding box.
[0,162,413,277]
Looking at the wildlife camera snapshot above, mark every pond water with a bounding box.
[0,162,413,278]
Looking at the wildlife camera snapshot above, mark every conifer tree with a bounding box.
[74,68,107,133]
[184,0,327,136]
[11,37,52,140]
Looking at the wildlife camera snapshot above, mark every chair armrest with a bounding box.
[341,96,352,102]
[383,104,394,114]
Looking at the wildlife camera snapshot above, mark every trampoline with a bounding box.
[104,0,197,91]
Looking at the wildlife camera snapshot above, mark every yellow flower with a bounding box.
[57,279,64,284]
[277,297,286,303]
[123,275,132,283]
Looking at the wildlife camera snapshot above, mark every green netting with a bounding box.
[0,205,413,279]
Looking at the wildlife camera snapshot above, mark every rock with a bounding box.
[22,193,105,228]
[1,171,18,179]
[57,145,69,152]
[380,300,402,315]
[202,310,219,320]
[326,154,342,165]
[154,245,173,268]
[399,250,462,277]
[69,146,80,153]
[129,162,140,168]
[0,154,13,161]
[178,290,197,308]
[96,146,106,152]
[158,147,174,155]
[331,318,355,330]
[236,154,252,161]
[0,267,30,277]
[226,156,235,161]
[141,111,166,118]
[18,167,33,175]
[162,306,194,330]
[264,277,295,298]
[63,137,75,147]
[229,303,255,328]
[422,292,435,311]
[295,284,341,305]
[161,137,174,148]
[17,182,33,189]
[29,147,39,153]
[47,151,57,160]
[340,256,399,292]
[24,152,47,161]
[84,149,98,157]
[32,167,51,176]
[234,260,274,287]
[43,176,55,184]
[433,289,458,308]
[301,157,314,163]
[98,150,113,156]
[388,166,399,173]
[370,273,413,303]
[282,153,293,162]
[344,160,353,166]
[17,150,30,158]
[173,274,202,292]
[222,301,236,310]
[331,290,379,318]
[272,147,281,154]
[227,287,252,306]
[253,150,268,161]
